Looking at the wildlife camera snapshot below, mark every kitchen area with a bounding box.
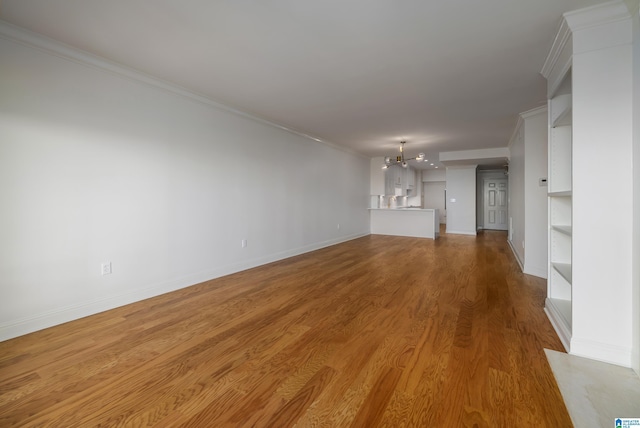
[369,157,441,239]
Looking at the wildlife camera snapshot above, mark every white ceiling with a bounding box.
[0,0,605,168]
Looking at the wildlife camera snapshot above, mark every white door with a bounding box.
[483,179,508,230]
[423,181,446,224]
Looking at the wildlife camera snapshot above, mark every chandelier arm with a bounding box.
[381,141,426,167]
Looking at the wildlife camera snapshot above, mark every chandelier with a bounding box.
[382,141,426,169]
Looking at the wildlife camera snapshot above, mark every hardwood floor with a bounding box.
[0,230,571,427]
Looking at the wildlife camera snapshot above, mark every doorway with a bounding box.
[423,181,446,224]
[483,178,508,230]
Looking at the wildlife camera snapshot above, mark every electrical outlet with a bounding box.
[241,239,247,248]
[101,262,112,276]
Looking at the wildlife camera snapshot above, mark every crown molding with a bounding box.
[0,20,367,159]
[542,0,637,93]
[509,105,547,148]
[520,105,548,119]
[541,19,572,79]
[508,115,524,149]
[564,0,636,33]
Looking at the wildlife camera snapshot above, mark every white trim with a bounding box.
[545,298,572,352]
[508,116,524,150]
[564,0,634,33]
[508,239,525,271]
[520,105,548,119]
[541,19,572,79]
[0,20,366,160]
[570,337,633,368]
[444,230,477,236]
[440,148,508,164]
[0,232,369,342]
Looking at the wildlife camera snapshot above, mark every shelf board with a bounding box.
[553,108,572,127]
[548,190,572,197]
[552,262,572,284]
[551,225,572,236]
[551,94,572,127]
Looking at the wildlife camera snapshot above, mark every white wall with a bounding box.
[423,182,446,223]
[423,169,446,223]
[422,169,446,182]
[522,108,548,278]
[370,157,385,195]
[445,166,477,235]
[0,27,370,341]
[631,0,640,376]
[507,107,548,279]
[508,122,526,267]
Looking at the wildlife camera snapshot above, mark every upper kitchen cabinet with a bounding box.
[385,166,397,196]
[369,157,416,196]
[387,165,415,196]
[405,167,416,195]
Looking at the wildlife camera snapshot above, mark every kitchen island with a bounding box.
[369,208,440,239]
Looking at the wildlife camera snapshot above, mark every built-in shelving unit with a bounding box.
[541,0,637,370]
[546,70,573,350]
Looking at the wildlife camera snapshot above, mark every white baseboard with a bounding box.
[507,240,546,279]
[544,298,571,352]
[445,230,477,236]
[570,337,633,368]
[545,299,633,369]
[0,232,369,342]
[507,239,524,271]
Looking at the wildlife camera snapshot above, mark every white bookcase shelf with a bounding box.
[546,69,573,352]
[552,262,572,284]
[541,0,636,370]
[548,190,572,197]
[551,225,572,236]
[550,94,572,127]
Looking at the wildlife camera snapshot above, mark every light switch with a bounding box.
[450,198,456,203]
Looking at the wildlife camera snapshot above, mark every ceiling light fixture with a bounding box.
[382,141,426,169]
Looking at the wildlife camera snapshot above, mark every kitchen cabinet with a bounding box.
[405,167,416,194]
[384,167,396,196]
[383,165,415,196]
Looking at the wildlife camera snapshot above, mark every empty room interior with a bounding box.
[1,1,639,426]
